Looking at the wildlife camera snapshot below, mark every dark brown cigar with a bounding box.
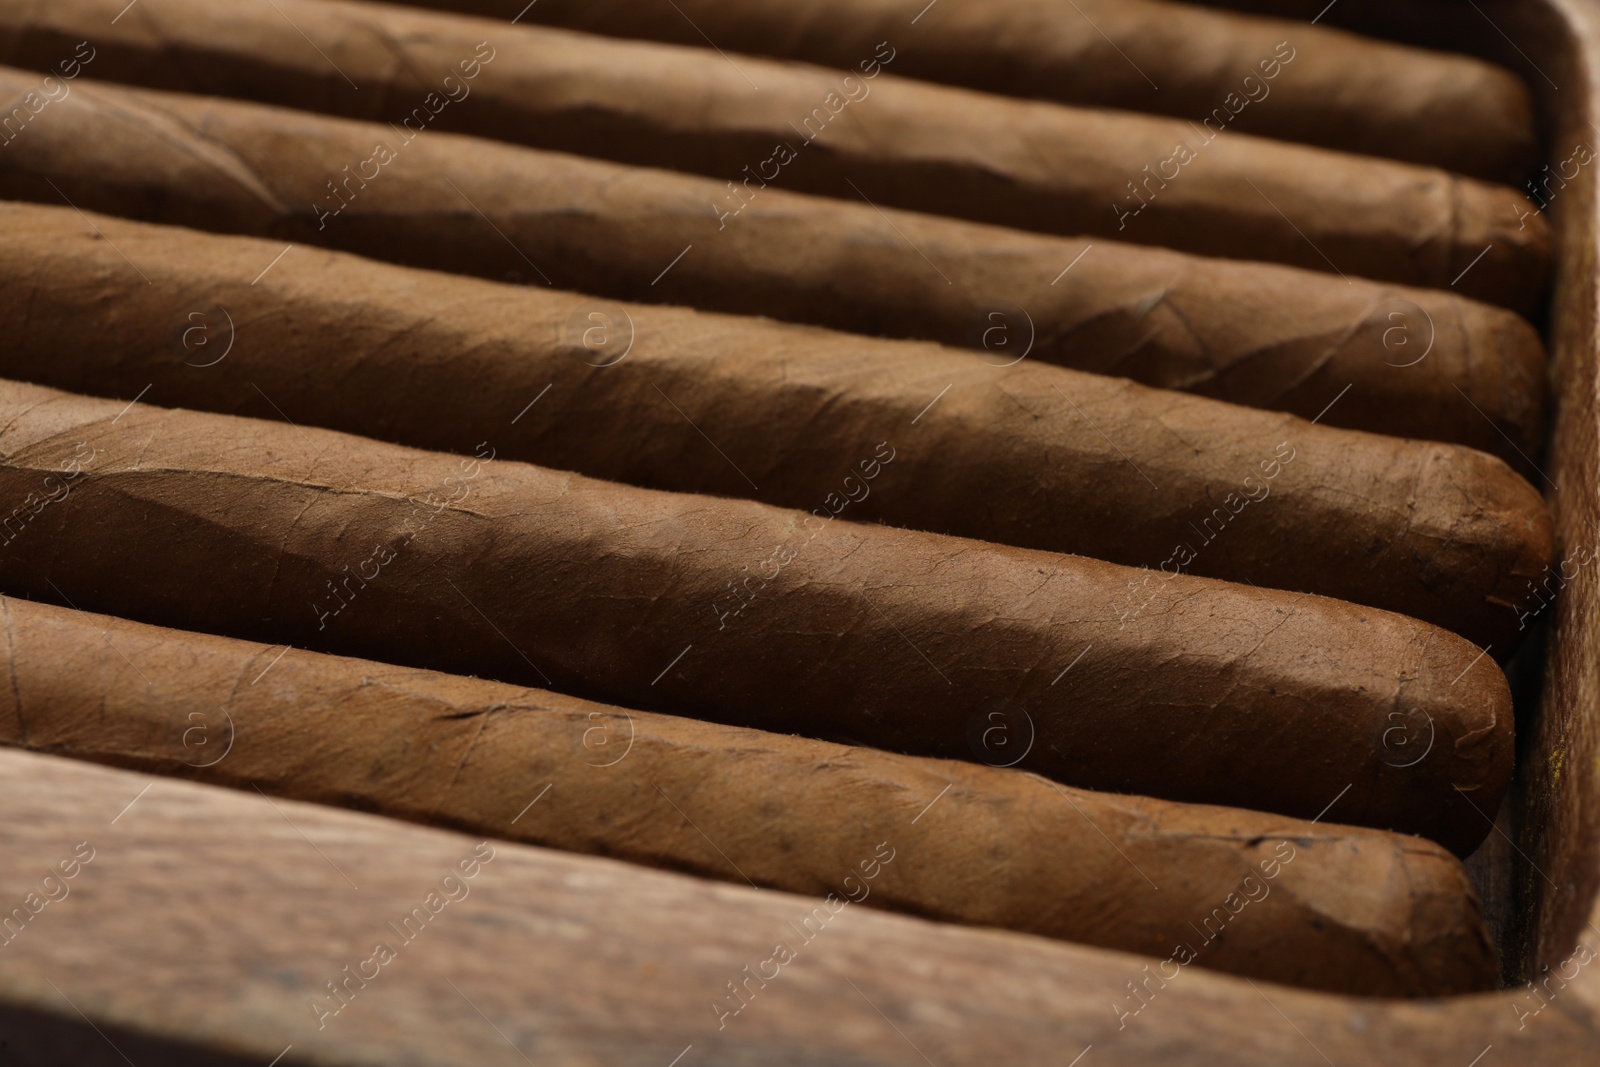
[0,77,1549,464]
[0,0,1550,310]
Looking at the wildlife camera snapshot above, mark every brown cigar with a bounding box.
[0,203,1551,649]
[0,0,1550,310]
[0,79,1548,462]
[10,746,1572,1065]
[0,379,1512,853]
[0,596,1497,995]
[373,0,1537,183]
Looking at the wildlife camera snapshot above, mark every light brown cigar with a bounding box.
[0,597,1498,996]
[0,204,1551,650]
[0,80,1549,462]
[379,0,1538,183]
[0,0,1551,311]
[8,752,1582,1067]
[0,379,1513,853]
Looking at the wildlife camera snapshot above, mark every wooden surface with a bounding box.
[0,597,1504,997]
[0,746,1596,1067]
[1147,0,1600,1023]
[1511,0,1600,990]
[1,0,1599,1062]
[1204,0,1600,1017]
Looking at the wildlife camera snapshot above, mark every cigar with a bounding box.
[0,79,1548,462]
[0,0,1550,310]
[0,379,1513,853]
[4,748,1556,1064]
[0,596,1497,995]
[377,0,1538,183]
[0,203,1551,650]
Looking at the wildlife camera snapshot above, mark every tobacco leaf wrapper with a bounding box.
[0,378,1512,854]
[0,78,1548,462]
[381,0,1538,181]
[0,202,1552,651]
[0,596,1499,996]
[0,0,1551,311]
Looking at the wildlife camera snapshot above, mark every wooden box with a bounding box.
[0,1,1597,1062]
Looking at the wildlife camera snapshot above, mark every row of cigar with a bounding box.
[0,0,1554,999]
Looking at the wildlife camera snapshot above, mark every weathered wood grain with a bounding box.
[0,0,1597,1061]
[0,747,1595,1066]
[0,596,1501,996]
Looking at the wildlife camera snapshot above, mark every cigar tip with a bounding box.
[1495,309,1552,453]
[1354,835,1500,995]
[1389,623,1515,857]
[1221,825,1496,995]
[1450,178,1552,315]
[1447,296,1550,463]
[1408,443,1554,649]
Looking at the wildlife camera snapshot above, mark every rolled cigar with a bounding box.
[5,751,1567,1066]
[0,204,1551,649]
[0,597,1497,995]
[0,0,1550,310]
[1192,0,1568,140]
[379,0,1538,183]
[0,380,1513,853]
[0,82,1549,461]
